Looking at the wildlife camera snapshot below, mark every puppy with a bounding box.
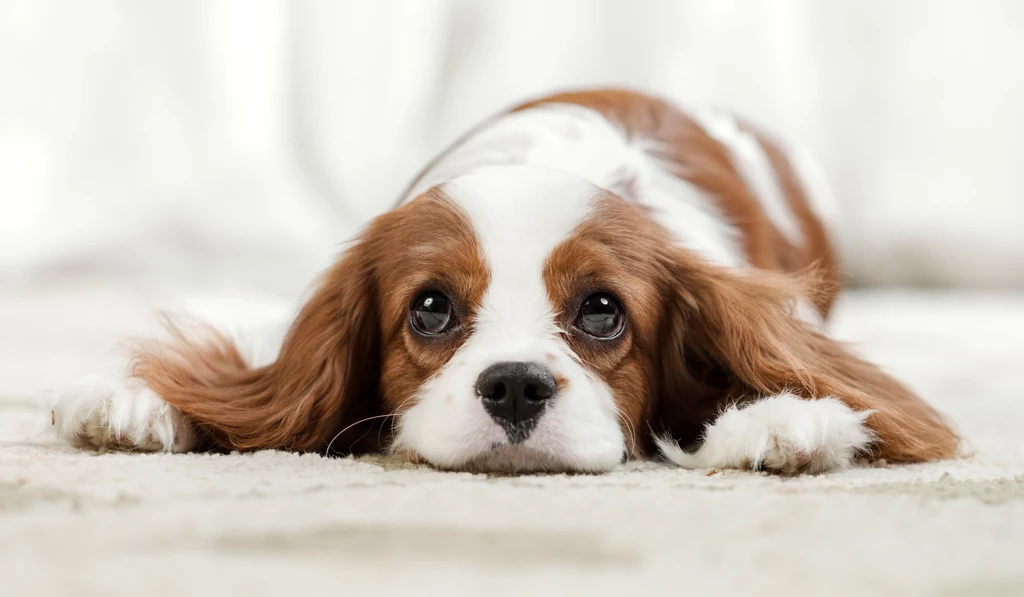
[52,89,958,473]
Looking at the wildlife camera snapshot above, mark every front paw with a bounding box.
[659,393,873,474]
[50,376,194,453]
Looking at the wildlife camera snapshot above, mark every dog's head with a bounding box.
[137,164,953,471]
[381,166,660,471]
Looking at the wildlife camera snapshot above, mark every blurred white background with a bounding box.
[2,0,1024,299]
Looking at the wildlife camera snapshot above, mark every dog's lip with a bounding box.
[483,442,541,458]
[455,442,570,473]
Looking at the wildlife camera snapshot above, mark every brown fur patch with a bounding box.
[132,190,488,455]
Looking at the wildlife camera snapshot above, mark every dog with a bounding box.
[51,89,959,473]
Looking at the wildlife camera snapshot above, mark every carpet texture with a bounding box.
[2,289,1023,596]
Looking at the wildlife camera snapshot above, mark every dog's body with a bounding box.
[52,89,958,473]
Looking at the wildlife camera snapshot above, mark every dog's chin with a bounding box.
[422,443,624,475]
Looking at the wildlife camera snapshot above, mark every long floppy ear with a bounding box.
[131,240,383,454]
[657,254,959,462]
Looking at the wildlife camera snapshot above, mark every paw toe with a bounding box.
[758,437,814,474]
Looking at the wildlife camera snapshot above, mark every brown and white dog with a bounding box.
[51,89,959,473]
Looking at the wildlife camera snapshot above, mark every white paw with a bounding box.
[50,375,196,453]
[657,392,873,474]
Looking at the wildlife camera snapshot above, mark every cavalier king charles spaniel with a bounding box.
[51,89,959,473]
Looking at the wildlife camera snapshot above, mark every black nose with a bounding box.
[475,361,557,443]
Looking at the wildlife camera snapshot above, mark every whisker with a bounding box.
[326,413,400,455]
[614,405,637,458]
[376,394,418,447]
[325,393,422,456]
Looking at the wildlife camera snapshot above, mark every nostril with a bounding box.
[523,382,552,401]
[477,378,507,401]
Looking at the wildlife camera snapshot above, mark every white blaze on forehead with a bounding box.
[443,165,599,354]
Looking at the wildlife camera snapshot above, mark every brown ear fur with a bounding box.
[658,254,959,462]
[131,241,383,454]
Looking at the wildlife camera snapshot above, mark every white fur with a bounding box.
[656,392,873,474]
[50,375,196,453]
[394,166,625,472]
[403,103,745,268]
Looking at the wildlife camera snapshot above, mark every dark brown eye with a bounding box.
[410,291,454,335]
[576,293,624,339]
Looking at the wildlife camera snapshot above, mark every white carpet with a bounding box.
[2,288,1023,597]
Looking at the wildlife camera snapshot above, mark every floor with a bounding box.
[2,287,1023,597]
